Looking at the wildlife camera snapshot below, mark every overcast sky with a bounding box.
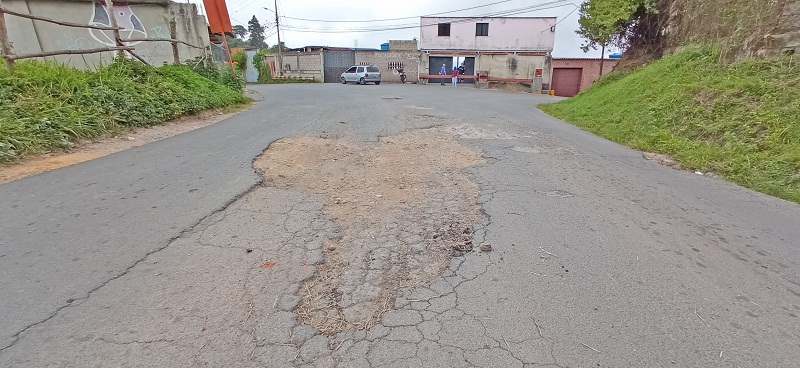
[189,0,614,58]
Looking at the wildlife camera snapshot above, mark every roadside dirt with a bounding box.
[254,129,484,334]
[0,106,248,184]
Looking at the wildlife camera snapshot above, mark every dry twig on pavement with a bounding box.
[695,309,711,327]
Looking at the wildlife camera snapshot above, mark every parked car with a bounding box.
[341,65,381,85]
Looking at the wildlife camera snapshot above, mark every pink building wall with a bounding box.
[419,17,556,52]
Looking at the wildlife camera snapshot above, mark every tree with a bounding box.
[225,35,248,48]
[576,0,657,52]
[269,42,288,53]
[232,25,248,40]
[247,16,267,49]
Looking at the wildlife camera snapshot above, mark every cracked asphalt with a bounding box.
[2,84,800,367]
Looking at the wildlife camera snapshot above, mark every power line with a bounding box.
[279,2,572,34]
[267,0,517,23]
[542,3,579,32]
[230,0,260,14]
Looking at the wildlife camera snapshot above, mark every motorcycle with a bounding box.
[397,66,407,84]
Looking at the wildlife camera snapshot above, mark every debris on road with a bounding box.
[642,151,681,169]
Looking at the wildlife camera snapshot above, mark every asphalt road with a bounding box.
[1,83,799,367]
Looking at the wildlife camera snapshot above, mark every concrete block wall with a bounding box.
[418,52,429,84]
[3,0,210,69]
[388,40,417,51]
[355,50,421,83]
[264,52,323,81]
[552,58,619,91]
[475,53,547,80]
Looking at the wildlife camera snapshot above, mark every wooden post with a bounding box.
[103,0,125,59]
[0,0,15,69]
[169,18,179,65]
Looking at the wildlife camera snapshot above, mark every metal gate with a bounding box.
[244,50,259,83]
[552,68,583,97]
[323,51,356,83]
[428,56,452,85]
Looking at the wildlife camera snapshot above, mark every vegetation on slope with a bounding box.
[540,46,800,203]
[0,59,246,162]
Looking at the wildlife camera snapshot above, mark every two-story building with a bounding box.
[419,16,556,88]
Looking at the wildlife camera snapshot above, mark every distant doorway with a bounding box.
[454,57,475,84]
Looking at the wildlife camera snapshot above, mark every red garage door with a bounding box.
[551,68,583,97]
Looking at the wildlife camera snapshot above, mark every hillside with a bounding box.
[617,0,799,69]
[540,46,800,203]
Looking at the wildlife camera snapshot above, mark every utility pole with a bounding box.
[273,0,282,77]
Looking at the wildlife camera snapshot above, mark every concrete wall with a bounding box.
[354,50,421,83]
[264,52,323,81]
[4,0,210,69]
[420,17,556,52]
[552,58,619,92]
[261,49,420,83]
[420,52,549,86]
[388,40,417,51]
[474,53,547,80]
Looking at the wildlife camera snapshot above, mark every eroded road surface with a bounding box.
[1,84,799,367]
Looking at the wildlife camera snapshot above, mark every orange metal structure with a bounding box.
[203,0,232,34]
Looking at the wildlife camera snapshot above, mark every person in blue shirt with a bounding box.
[439,63,446,85]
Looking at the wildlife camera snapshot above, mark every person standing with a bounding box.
[457,64,465,83]
[451,66,458,87]
[439,63,446,85]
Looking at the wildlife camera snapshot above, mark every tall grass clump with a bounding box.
[540,45,800,204]
[0,58,246,162]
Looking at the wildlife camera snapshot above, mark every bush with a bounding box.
[0,58,246,162]
[231,50,247,74]
[186,56,244,91]
[253,49,271,83]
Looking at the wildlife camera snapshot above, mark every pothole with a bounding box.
[253,128,484,334]
[438,123,534,140]
[511,145,578,155]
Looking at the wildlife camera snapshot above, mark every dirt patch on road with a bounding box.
[0,105,249,184]
[254,129,483,334]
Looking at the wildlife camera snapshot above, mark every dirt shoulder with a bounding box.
[0,103,251,184]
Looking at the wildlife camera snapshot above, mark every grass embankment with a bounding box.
[0,59,247,163]
[540,46,800,204]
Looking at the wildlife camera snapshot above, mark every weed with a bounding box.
[0,59,246,162]
[540,45,800,203]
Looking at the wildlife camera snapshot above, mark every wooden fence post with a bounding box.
[169,18,179,65]
[0,0,16,69]
[103,0,125,59]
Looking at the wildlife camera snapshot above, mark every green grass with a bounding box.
[0,59,246,162]
[539,45,800,204]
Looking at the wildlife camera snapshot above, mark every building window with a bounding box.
[476,23,489,36]
[438,23,451,37]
